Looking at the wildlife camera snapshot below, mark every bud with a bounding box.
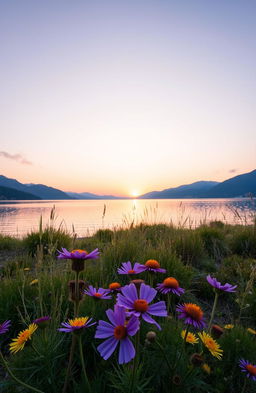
[146,331,156,342]
[130,279,145,289]
[190,353,204,367]
[172,375,181,386]
[68,280,86,302]
[211,324,224,339]
[33,316,51,329]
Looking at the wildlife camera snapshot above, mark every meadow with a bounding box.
[0,218,256,393]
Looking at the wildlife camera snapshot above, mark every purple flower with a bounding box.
[0,320,11,335]
[156,277,185,296]
[33,316,51,329]
[95,305,140,364]
[117,283,167,330]
[239,359,256,381]
[57,248,99,260]
[84,285,112,300]
[206,275,237,292]
[140,259,166,273]
[58,317,96,333]
[117,261,145,275]
[176,303,205,329]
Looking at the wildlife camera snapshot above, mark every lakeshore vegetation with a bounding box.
[0,218,256,392]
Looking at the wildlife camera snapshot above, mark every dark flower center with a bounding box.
[184,304,203,321]
[163,277,179,288]
[246,364,256,376]
[94,293,102,298]
[134,299,149,312]
[114,325,127,340]
[128,269,135,274]
[109,282,121,290]
[71,249,87,254]
[145,260,160,269]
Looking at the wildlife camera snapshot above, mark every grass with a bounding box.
[0,221,256,392]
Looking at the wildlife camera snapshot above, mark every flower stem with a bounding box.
[62,334,77,393]
[0,350,45,393]
[207,291,219,332]
[155,340,172,374]
[173,325,190,371]
[241,378,247,393]
[78,336,92,393]
[130,330,140,393]
[74,271,80,317]
[31,342,43,358]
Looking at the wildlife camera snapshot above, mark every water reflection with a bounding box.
[0,198,255,238]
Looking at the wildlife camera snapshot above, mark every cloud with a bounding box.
[229,168,237,174]
[0,151,32,165]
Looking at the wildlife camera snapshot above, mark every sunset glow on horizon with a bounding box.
[1,1,255,197]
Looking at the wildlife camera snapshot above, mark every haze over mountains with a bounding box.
[0,170,255,200]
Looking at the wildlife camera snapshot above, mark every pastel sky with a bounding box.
[1,0,255,196]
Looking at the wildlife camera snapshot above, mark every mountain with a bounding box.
[66,192,127,200]
[0,185,41,200]
[0,175,73,200]
[139,181,219,199]
[203,169,256,198]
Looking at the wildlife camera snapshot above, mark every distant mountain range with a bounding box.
[0,169,255,200]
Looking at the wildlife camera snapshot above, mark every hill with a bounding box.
[0,185,41,200]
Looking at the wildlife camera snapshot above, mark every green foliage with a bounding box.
[230,227,256,258]
[23,227,72,256]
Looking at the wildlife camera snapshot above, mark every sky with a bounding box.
[1,0,256,197]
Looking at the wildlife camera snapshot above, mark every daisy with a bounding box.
[224,324,234,329]
[239,359,256,381]
[198,331,223,359]
[206,275,237,292]
[117,261,145,275]
[58,317,96,333]
[84,285,112,300]
[117,283,167,330]
[141,259,166,273]
[181,330,198,345]
[9,324,38,354]
[95,305,139,364]
[156,277,185,296]
[0,320,11,335]
[57,248,99,272]
[176,303,205,329]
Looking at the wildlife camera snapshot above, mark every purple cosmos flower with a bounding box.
[0,320,11,335]
[57,248,99,260]
[117,283,167,330]
[95,305,140,364]
[33,316,51,329]
[140,259,166,273]
[239,359,256,381]
[58,317,96,333]
[117,261,145,275]
[156,277,185,296]
[206,275,237,292]
[176,303,205,329]
[84,285,112,300]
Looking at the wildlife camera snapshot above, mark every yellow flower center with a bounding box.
[133,299,148,312]
[163,277,179,288]
[17,330,30,344]
[69,317,88,327]
[114,325,127,339]
[246,364,256,376]
[184,303,203,321]
[145,259,160,269]
[109,282,121,290]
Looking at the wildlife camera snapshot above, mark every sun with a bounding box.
[130,190,139,198]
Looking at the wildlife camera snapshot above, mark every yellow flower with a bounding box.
[30,279,39,286]
[9,324,38,354]
[181,330,199,345]
[224,324,234,329]
[198,331,223,360]
[247,328,256,335]
[23,268,30,271]
[202,363,211,374]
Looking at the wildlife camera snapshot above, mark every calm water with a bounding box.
[0,198,255,238]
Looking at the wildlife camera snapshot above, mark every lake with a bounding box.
[0,198,255,238]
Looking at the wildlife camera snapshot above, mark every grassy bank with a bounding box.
[0,221,256,392]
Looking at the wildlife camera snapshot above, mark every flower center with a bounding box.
[71,249,87,254]
[134,299,149,312]
[145,259,160,269]
[246,364,256,376]
[128,269,135,274]
[205,338,216,350]
[109,282,121,290]
[70,317,88,327]
[163,277,179,288]
[114,325,127,340]
[94,292,102,298]
[184,303,203,321]
[18,331,30,344]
